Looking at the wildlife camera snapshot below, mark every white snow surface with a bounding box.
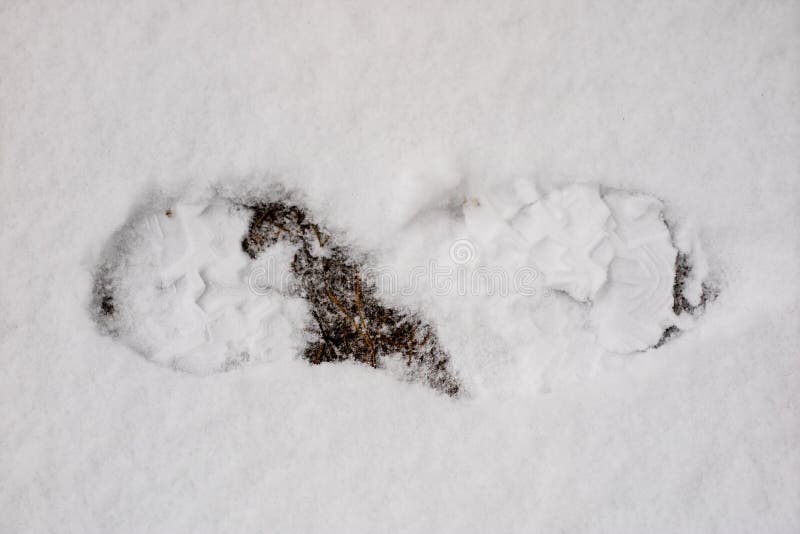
[2,2,799,533]
[511,183,614,302]
[591,190,678,353]
[100,200,307,375]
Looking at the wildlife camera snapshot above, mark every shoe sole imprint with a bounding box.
[511,184,614,302]
[93,183,713,391]
[94,201,305,375]
[478,183,705,353]
[590,191,678,353]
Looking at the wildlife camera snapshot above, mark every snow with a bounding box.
[510,183,614,301]
[2,1,799,533]
[590,190,677,353]
[95,199,307,375]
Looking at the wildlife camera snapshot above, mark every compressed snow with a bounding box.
[591,190,678,352]
[465,181,684,353]
[511,183,614,301]
[97,199,308,375]
[1,1,798,533]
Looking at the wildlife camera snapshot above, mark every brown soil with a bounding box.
[242,200,461,397]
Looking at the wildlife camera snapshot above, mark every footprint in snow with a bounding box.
[92,180,715,396]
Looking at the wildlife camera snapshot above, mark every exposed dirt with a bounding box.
[242,200,461,397]
[672,251,717,315]
[655,251,718,348]
[92,263,117,328]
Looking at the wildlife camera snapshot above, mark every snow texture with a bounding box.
[94,200,308,375]
[1,1,798,533]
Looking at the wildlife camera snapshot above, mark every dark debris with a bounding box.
[242,200,461,397]
[655,251,718,348]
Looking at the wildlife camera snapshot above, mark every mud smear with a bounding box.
[242,200,461,397]
[655,251,719,348]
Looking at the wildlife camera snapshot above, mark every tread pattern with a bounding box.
[589,191,678,353]
[97,201,305,375]
[511,184,613,301]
